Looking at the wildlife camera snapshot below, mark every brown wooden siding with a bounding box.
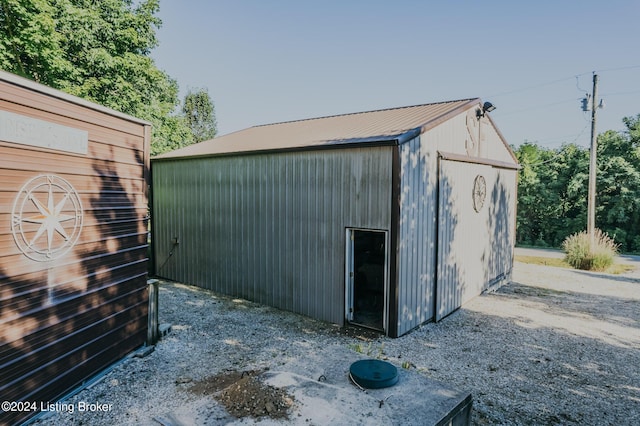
[0,72,149,426]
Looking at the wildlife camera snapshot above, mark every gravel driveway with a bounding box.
[33,261,640,425]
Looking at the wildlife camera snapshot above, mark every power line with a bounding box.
[517,123,591,167]
[522,123,591,147]
[575,75,589,93]
[599,89,640,97]
[485,76,574,99]
[595,64,640,73]
[529,132,589,147]
[569,122,591,145]
[492,66,639,158]
[496,98,578,117]
[485,65,640,101]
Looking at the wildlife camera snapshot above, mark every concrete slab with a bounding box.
[261,344,471,426]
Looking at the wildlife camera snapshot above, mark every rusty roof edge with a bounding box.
[0,69,151,126]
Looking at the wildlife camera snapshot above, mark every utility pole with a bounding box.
[586,73,599,246]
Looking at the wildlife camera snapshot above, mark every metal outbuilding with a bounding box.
[151,98,518,337]
[0,71,151,425]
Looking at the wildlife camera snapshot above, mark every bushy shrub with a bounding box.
[562,229,619,271]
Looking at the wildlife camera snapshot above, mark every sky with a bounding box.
[151,1,640,148]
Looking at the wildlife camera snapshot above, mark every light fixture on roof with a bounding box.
[477,101,496,118]
[483,102,496,113]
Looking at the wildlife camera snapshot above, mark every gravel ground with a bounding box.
[33,261,640,425]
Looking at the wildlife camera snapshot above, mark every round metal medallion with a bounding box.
[11,174,83,261]
[473,175,486,212]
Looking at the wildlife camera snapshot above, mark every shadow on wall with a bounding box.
[486,171,513,288]
[0,148,148,425]
[434,167,516,323]
[435,173,464,322]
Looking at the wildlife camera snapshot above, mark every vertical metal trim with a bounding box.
[388,145,401,338]
[383,229,390,333]
[146,279,159,345]
[149,159,156,276]
[344,228,354,322]
[434,155,442,321]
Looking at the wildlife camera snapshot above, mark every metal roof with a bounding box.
[154,98,480,159]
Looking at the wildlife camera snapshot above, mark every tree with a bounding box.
[182,88,217,143]
[595,117,640,251]
[513,142,571,246]
[0,0,72,86]
[514,115,640,252]
[0,0,191,155]
[513,142,549,245]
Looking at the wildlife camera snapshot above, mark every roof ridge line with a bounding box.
[252,98,480,128]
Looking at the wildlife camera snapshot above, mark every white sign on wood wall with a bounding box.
[0,109,88,154]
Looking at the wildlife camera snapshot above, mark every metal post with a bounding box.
[147,279,159,345]
[587,73,599,246]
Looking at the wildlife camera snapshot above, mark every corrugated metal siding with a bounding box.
[396,112,517,333]
[152,147,392,326]
[396,136,438,335]
[0,73,149,426]
[436,160,516,321]
[395,112,480,336]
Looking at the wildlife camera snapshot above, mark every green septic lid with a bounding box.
[349,359,399,389]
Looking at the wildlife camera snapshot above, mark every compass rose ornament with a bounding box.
[11,174,83,261]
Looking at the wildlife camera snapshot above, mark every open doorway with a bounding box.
[346,229,388,332]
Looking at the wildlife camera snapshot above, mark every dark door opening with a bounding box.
[346,229,387,331]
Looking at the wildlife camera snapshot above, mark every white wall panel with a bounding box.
[436,160,516,321]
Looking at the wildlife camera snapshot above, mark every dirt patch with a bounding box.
[334,324,383,340]
[189,369,294,420]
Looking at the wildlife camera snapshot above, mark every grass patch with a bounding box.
[562,229,618,271]
[602,263,636,275]
[515,255,634,275]
[515,255,570,268]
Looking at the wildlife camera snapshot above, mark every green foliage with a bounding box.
[514,141,588,247]
[0,0,193,155]
[183,88,217,143]
[514,115,640,252]
[562,229,619,271]
[0,0,73,85]
[348,342,386,359]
